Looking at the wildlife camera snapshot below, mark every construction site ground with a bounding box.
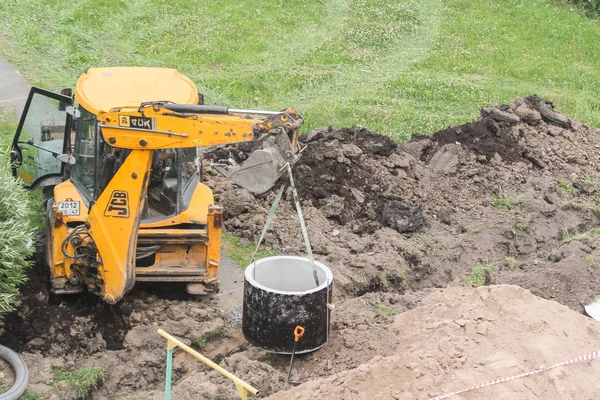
[2,96,600,399]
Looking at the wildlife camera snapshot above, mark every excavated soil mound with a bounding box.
[294,128,426,233]
[267,285,600,400]
[208,95,600,309]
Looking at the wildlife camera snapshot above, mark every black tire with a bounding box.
[41,185,55,209]
[0,345,28,399]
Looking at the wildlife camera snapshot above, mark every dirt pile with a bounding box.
[267,285,600,400]
[0,256,129,356]
[207,95,600,309]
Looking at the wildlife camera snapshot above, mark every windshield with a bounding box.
[71,107,97,200]
[69,108,200,220]
[179,147,199,206]
[143,148,200,222]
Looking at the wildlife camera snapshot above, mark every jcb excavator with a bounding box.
[11,67,303,304]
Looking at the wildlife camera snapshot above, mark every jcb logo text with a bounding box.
[104,191,130,218]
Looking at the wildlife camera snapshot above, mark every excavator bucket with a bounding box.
[214,128,300,194]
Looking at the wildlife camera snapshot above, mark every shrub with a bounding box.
[569,0,600,14]
[0,113,34,327]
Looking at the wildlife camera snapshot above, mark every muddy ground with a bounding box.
[1,96,600,399]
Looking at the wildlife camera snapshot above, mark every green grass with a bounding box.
[379,272,391,289]
[491,195,518,210]
[505,256,517,270]
[0,110,45,230]
[53,368,106,399]
[561,227,600,243]
[192,335,207,351]
[466,263,494,286]
[21,394,40,400]
[221,231,275,267]
[515,222,527,231]
[1,1,600,140]
[587,253,596,266]
[376,303,397,317]
[548,247,562,262]
[568,0,600,15]
[193,324,226,352]
[557,178,575,193]
[0,110,35,326]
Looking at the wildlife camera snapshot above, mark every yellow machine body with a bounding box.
[12,67,303,303]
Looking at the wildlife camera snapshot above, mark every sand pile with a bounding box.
[267,285,600,400]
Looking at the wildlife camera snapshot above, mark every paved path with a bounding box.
[215,257,245,312]
[0,57,31,116]
[0,56,245,307]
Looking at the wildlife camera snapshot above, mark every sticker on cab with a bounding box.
[118,115,154,130]
[19,170,33,184]
[57,199,80,216]
[119,115,130,127]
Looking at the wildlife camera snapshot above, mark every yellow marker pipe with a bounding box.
[157,329,258,398]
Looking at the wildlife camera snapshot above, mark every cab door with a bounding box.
[11,87,73,189]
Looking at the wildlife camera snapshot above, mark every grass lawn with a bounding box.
[1,0,600,142]
[2,0,600,268]
[221,232,276,268]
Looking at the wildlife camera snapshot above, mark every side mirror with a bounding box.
[56,153,76,165]
[59,88,73,111]
[65,106,81,118]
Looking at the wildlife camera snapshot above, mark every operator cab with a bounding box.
[12,67,205,222]
[69,105,201,221]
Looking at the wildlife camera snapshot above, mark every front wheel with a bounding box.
[41,185,54,209]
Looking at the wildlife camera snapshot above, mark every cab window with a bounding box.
[143,148,200,221]
[71,107,97,200]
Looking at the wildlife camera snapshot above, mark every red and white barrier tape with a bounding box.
[428,350,599,400]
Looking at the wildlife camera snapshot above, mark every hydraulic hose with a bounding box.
[0,345,28,400]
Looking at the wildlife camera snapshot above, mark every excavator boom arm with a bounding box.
[85,103,303,302]
[98,104,303,150]
[99,104,303,195]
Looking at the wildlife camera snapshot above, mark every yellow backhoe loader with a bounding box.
[11,67,303,304]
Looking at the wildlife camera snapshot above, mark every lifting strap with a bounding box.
[250,163,319,287]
